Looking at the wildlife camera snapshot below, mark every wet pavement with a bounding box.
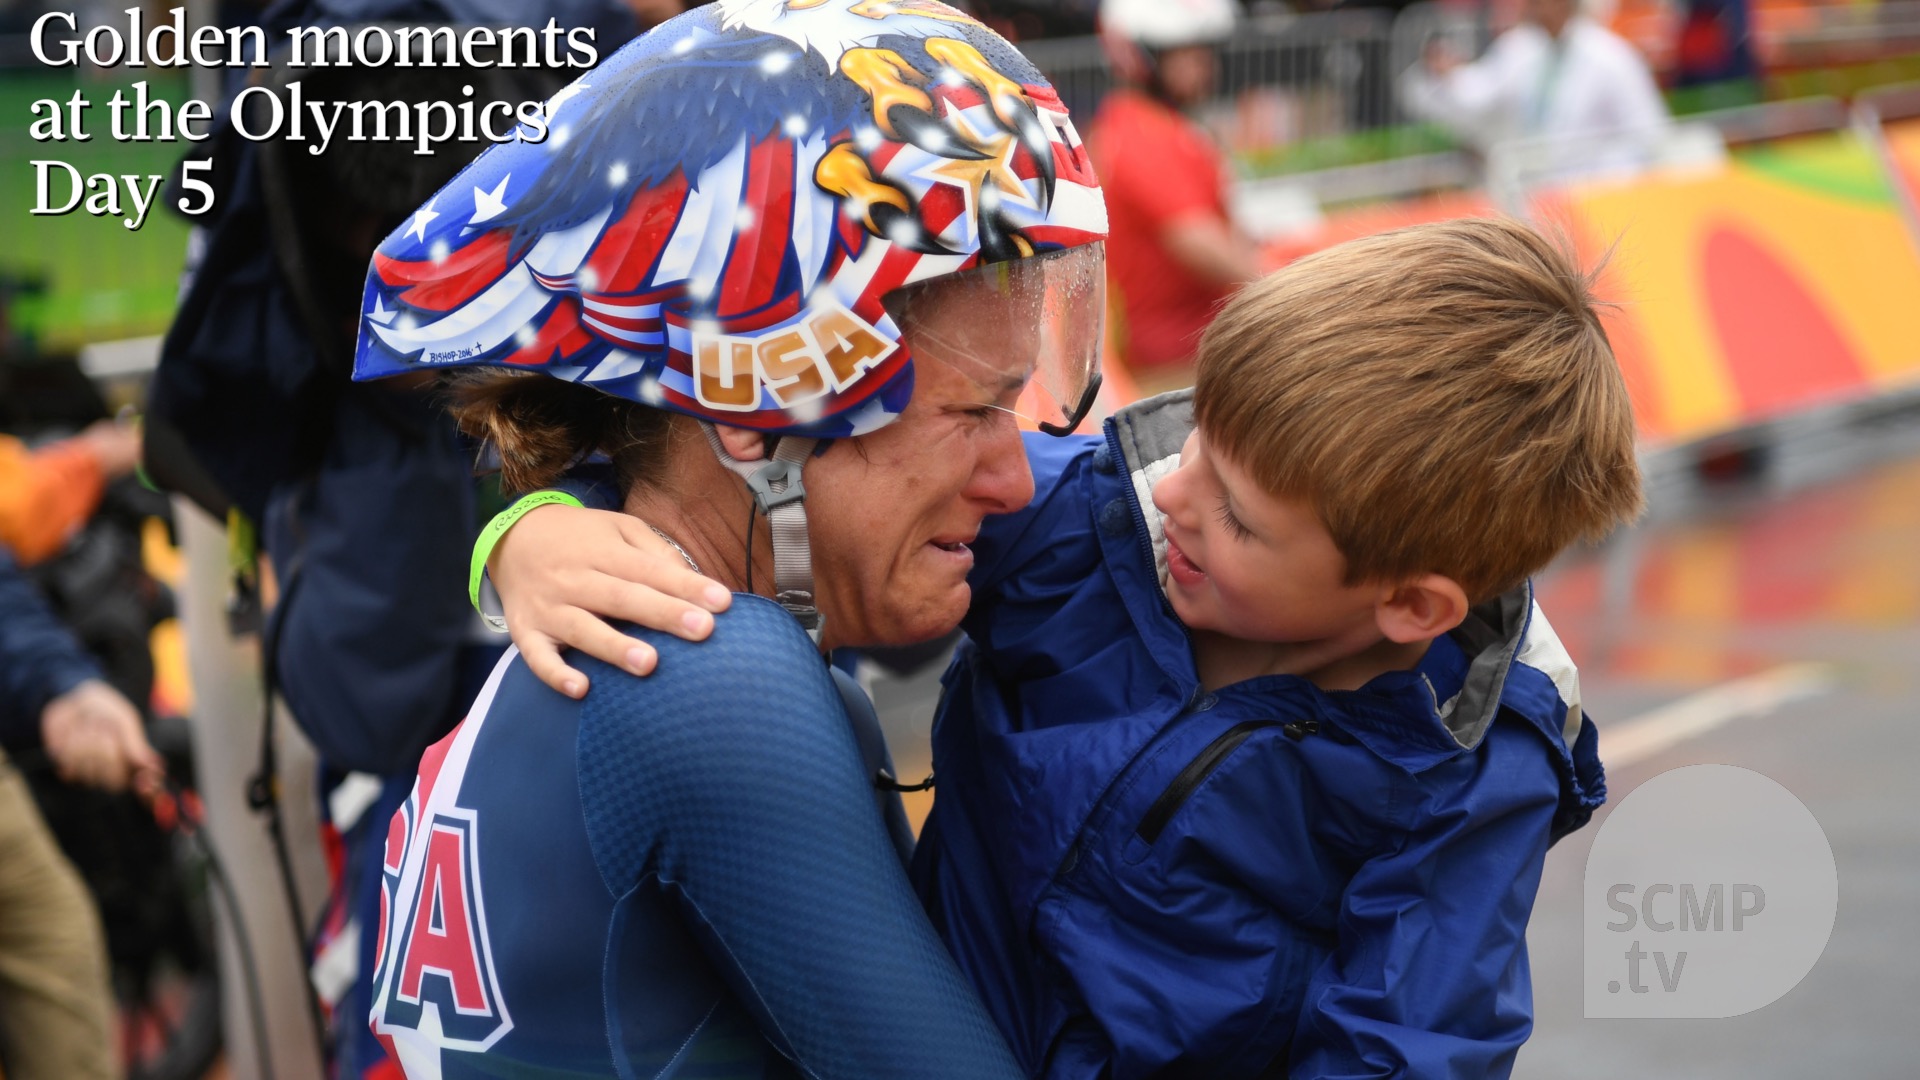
[868,435,1920,1076]
[1520,444,1920,1078]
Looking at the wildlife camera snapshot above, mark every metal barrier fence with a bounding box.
[3,9,1445,355]
[1018,0,1920,173]
[8,2,1920,352]
[1021,8,1426,174]
[1385,1,1492,92]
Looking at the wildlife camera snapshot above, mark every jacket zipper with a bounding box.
[1134,720,1279,844]
[1108,417,1316,846]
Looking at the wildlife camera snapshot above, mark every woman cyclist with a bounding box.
[352,4,1107,1075]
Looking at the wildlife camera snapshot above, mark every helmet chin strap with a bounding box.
[701,422,824,644]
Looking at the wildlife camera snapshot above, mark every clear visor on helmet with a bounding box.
[882,243,1106,436]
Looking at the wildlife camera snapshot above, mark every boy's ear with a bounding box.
[713,425,769,463]
[1375,574,1470,645]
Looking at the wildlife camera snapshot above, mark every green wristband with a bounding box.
[470,490,585,623]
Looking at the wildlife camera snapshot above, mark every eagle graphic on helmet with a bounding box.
[353,0,1107,438]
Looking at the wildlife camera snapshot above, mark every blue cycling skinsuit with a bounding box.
[369,593,1024,1079]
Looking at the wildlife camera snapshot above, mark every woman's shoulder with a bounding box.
[570,597,873,890]
[685,592,824,668]
[578,595,839,734]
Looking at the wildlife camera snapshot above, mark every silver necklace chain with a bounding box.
[648,525,700,574]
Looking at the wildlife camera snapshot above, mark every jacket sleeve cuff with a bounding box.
[0,659,102,748]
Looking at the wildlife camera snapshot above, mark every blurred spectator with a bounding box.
[1400,0,1669,177]
[0,746,115,1080]
[1091,0,1262,393]
[0,420,141,566]
[1,545,163,1080]
[1675,0,1759,88]
[0,545,161,799]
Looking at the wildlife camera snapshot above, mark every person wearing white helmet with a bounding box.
[1091,0,1262,393]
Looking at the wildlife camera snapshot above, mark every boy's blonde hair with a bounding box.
[1191,216,1643,602]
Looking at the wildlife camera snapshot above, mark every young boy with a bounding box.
[486,217,1642,1077]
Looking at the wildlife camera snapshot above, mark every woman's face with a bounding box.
[802,300,1041,649]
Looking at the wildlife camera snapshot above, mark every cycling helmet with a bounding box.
[1099,0,1238,86]
[355,1,1108,634]
[355,0,1108,440]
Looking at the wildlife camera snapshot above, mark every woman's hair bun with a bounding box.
[446,370,668,494]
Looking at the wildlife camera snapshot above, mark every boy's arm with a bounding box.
[486,431,1098,697]
[481,485,733,697]
[1289,726,1560,1080]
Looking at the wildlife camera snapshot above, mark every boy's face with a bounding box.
[1152,429,1385,645]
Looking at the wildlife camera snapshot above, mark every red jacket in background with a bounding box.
[1088,89,1236,372]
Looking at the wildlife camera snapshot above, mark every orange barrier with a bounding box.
[1259,192,1499,271]
[1538,129,1920,443]
[1254,127,1920,446]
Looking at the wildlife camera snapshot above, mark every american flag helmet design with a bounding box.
[353,0,1109,440]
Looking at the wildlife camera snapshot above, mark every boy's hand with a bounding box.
[491,504,732,698]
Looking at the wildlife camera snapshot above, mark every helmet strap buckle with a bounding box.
[746,458,807,513]
[702,423,825,645]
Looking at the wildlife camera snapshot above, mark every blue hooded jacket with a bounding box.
[912,391,1606,1079]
